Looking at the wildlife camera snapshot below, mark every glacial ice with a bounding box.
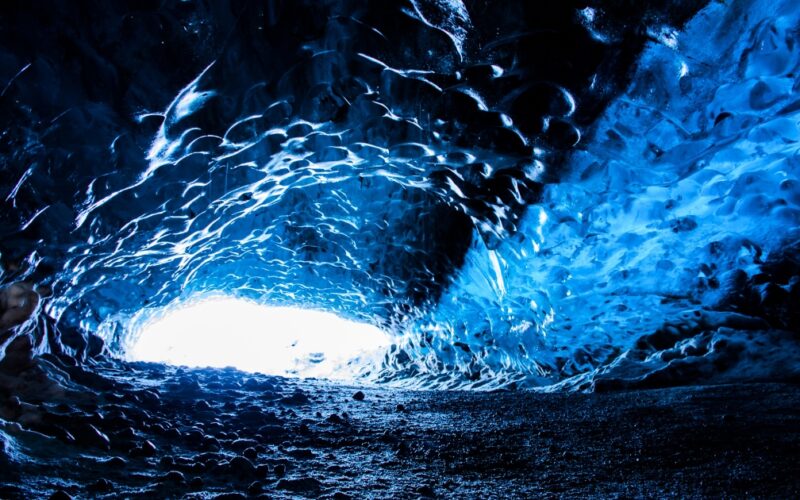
[0,0,798,390]
[396,0,800,389]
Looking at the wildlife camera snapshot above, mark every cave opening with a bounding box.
[126,296,392,379]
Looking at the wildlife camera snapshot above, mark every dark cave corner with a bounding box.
[2,0,800,497]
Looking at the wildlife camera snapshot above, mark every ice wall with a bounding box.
[1,0,798,389]
[386,0,800,389]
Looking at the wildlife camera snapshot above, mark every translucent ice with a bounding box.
[1,0,798,390]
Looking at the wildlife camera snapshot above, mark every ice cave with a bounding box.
[1,0,799,497]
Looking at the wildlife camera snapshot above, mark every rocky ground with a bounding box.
[1,355,799,499]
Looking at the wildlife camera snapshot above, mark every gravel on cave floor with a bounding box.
[1,359,799,498]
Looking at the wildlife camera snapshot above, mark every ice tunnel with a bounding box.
[2,0,800,497]
[2,0,800,389]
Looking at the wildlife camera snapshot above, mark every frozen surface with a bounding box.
[0,0,798,389]
[391,0,800,388]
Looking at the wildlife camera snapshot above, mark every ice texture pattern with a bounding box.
[0,0,798,389]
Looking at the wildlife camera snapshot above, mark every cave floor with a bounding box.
[1,359,799,499]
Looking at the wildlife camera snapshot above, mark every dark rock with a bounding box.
[243,377,275,392]
[237,407,282,426]
[380,430,398,444]
[183,427,205,442]
[137,390,161,409]
[104,456,127,468]
[396,441,410,456]
[86,478,114,493]
[187,461,205,474]
[276,477,322,495]
[72,423,111,450]
[131,440,156,457]
[257,424,288,443]
[230,437,258,451]
[188,476,204,490]
[352,391,365,401]
[228,455,256,478]
[273,463,286,476]
[142,439,157,455]
[256,464,270,478]
[247,481,264,495]
[162,470,185,483]
[287,448,316,459]
[416,484,436,497]
[280,389,311,405]
[243,447,258,460]
[114,426,136,441]
[193,462,213,474]
[42,425,76,445]
[213,494,246,500]
[48,490,73,500]
[202,435,221,451]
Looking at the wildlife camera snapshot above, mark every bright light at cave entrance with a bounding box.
[128,297,391,379]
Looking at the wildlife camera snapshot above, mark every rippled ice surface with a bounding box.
[405,1,800,388]
[1,0,799,389]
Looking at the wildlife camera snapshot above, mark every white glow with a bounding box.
[127,297,391,379]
